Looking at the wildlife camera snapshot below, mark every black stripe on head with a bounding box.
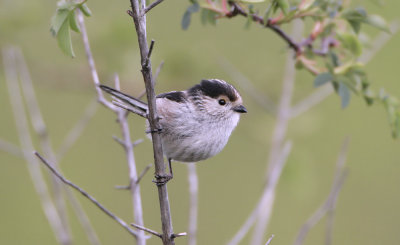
[188,79,239,102]
[157,91,186,103]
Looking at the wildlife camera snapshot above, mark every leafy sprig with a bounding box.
[182,0,399,137]
[50,0,92,57]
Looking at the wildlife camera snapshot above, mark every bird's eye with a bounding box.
[218,99,226,106]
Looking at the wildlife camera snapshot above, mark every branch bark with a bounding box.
[34,152,139,238]
[187,163,199,245]
[3,47,70,245]
[128,1,175,244]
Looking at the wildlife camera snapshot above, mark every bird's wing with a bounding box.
[99,85,148,116]
[156,91,186,103]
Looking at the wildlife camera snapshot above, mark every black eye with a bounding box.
[218,99,226,106]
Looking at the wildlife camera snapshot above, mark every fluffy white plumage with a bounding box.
[100,79,246,163]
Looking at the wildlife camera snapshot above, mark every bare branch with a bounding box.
[359,21,400,64]
[3,47,69,245]
[131,223,162,238]
[265,234,275,245]
[129,0,175,244]
[293,138,349,245]
[251,20,303,245]
[76,10,116,110]
[114,74,147,245]
[228,141,292,245]
[290,84,334,119]
[65,190,102,245]
[218,57,276,114]
[15,48,71,238]
[187,163,199,245]
[57,98,98,159]
[138,60,164,100]
[143,0,165,14]
[0,139,23,157]
[34,151,138,238]
[137,163,152,184]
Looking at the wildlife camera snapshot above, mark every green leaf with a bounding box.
[187,2,200,13]
[182,3,200,30]
[314,72,333,87]
[341,8,367,22]
[364,14,390,32]
[57,17,75,57]
[348,20,362,33]
[263,2,275,22]
[337,33,363,57]
[277,0,290,15]
[50,9,70,36]
[182,10,192,30]
[338,82,351,109]
[79,3,92,17]
[69,11,80,33]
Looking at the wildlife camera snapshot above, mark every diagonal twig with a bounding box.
[293,138,350,245]
[34,151,139,238]
[143,0,165,14]
[57,98,98,160]
[3,47,69,245]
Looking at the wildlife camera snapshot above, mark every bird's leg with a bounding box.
[153,158,173,186]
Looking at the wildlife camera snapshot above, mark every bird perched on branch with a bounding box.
[100,79,246,182]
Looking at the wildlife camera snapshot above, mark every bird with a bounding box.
[100,79,247,183]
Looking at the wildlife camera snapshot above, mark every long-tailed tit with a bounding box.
[100,79,246,182]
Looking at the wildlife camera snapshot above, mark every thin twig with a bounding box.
[131,223,162,238]
[77,10,116,110]
[137,163,153,184]
[34,151,138,238]
[3,47,69,245]
[129,1,175,244]
[138,60,164,99]
[143,0,165,14]
[251,20,303,245]
[57,98,98,159]
[187,163,199,245]
[16,48,71,239]
[218,57,276,114]
[228,141,292,245]
[265,234,275,245]
[359,21,400,64]
[290,84,334,119]
[293,138,349,245]
[114,74,147,245]
[16,48,103,245]
[0,139,23,157]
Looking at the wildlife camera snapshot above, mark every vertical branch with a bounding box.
[187,163,199,245]
[77,10,146,245]
[15,48,72,241]
[14,48,102,245]
[251,19,304,245]
[129,1,175,244]
[3,48,70,245]
[114,75,146,245]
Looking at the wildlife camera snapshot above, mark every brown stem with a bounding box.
[129,0,175,244]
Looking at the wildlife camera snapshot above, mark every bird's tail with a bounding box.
[99,85,148,117]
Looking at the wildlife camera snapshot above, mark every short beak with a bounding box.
[232,104,247,113]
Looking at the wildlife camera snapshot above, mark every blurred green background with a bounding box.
[1,0,400,244]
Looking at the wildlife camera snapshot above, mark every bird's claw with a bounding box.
[152,174,173,186]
